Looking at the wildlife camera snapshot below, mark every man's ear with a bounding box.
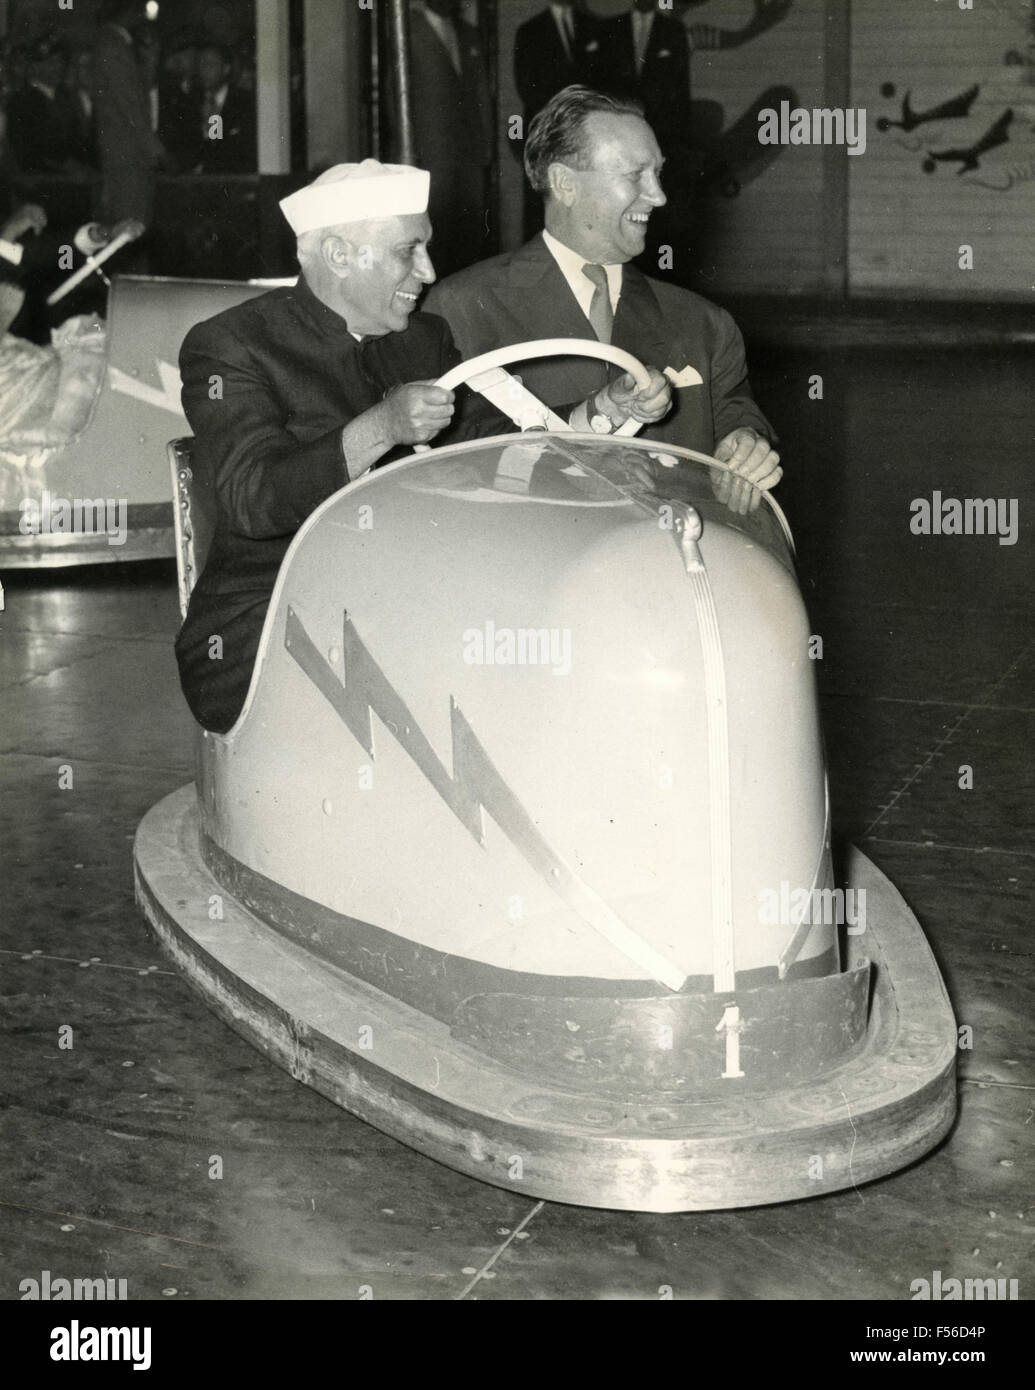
[546,162,578,207]
[321,234,351,279]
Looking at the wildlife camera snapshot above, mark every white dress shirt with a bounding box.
[542,229,623,322]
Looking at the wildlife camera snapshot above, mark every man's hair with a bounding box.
[523,85,645,195]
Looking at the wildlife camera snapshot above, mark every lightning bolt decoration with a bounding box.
[284,604,688,992]
[109,360,183,416]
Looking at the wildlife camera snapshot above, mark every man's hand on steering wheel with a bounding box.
[601,367,672,426]
[380,380,456,446]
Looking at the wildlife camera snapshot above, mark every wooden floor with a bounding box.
[1,340,1032,1301]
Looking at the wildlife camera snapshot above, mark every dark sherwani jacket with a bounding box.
[424,234,772,457]
[175,280,502,734]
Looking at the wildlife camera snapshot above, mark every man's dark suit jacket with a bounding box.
[514,7,601,125]
[175,279,503,734]
[409,10,492,170]
[407,8,494,273]
[424,234,771,458]
[584,10,692,145]
[93,23,158,223]
[194,85,258,174]
[55,87,98,169]
[157,78,200,172]
[6,86,70,173]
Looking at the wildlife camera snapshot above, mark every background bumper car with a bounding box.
[0,223,284,568]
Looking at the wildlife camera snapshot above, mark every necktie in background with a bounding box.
[581,263,613,343]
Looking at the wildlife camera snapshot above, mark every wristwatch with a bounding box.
[588,391,623,435]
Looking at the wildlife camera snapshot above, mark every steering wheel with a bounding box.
[46,219,146,307]
[431,338,656,438]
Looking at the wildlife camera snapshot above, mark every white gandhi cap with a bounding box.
[279,159,431,235]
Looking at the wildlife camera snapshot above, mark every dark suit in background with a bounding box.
[408,5,493,276]
[55,84,99,169]
[584,8,703,279]
[584,8,691,141]
[425,234,772,458]
[193,84,257,174]
[514,6,600,126]
[156,76,198,172]
[513,5,603,237]
[93,21,160,225]
[6,84,71,174]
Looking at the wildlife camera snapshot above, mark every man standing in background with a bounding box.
[408,1,493,276]
[192,43,257,175]
[514,3,601,237]
[57,45,99,172]
[583,0,692,145]
[6,37,71,175]
[514,3,598,130]
[93,0,164,234]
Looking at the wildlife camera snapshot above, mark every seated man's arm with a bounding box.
[709,306,774,447]
[182,322,384,539]
[709,307,781,494]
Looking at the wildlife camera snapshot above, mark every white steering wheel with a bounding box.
[46,219,146,307]
[430,337,655,439]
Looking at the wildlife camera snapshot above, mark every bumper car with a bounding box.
[134,341,956,1212]
[0,222,283,568]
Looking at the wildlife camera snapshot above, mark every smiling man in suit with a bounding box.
[425,85,780,487]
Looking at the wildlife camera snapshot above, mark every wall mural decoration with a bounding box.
[874,0,1035,191]
[673,0,798,198]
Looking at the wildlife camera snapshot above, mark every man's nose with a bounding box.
[415,247,436,285]
[645,171,667,207]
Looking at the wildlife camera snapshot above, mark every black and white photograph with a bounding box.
[0,0,1031,1344]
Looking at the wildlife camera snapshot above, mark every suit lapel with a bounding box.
[495,238,595,341]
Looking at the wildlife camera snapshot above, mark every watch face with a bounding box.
[590,413,612,434]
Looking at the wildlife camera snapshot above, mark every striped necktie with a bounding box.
[581,263,613,343]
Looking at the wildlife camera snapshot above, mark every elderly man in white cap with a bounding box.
[175,159,671,734]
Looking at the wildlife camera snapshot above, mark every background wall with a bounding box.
[497,0,1035,301]
[849,0,1035,299]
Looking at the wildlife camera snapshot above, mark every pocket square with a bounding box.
[664,365,704,388]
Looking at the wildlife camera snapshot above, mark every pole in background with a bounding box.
[383,0,415,165]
